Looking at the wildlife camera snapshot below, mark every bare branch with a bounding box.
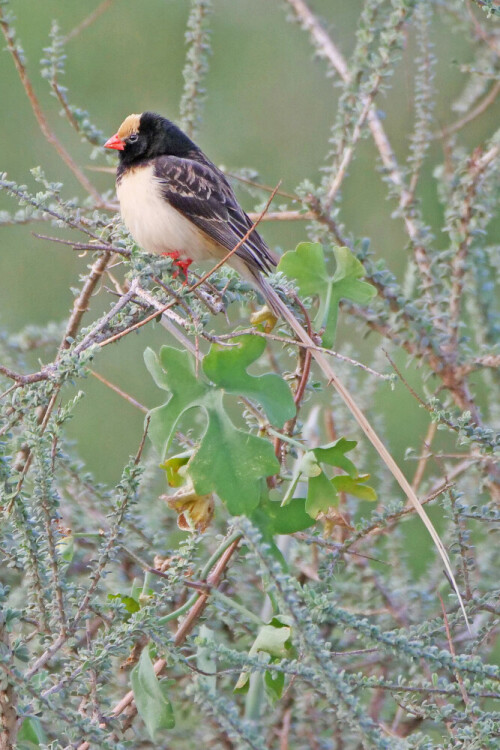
[0,8,103,205]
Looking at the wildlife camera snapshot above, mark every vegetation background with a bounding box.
[0,1,499,748]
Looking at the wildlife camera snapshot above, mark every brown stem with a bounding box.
[0,616,17,750]
[0,8,103,205]
[73,535,242,747]
[63,0,115,43]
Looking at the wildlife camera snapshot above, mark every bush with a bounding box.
[1,1,499,748]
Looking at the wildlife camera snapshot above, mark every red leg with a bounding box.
[172,258,193,284]
[162,252,193,283]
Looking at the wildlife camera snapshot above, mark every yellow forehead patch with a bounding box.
[116,113,141,139]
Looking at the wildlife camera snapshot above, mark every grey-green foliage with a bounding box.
[1,1,499,749]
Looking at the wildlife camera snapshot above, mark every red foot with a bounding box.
[162,251,181,261]
[162,252,192,283]
[172,258,193,284]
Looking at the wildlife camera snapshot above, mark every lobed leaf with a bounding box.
[278,242,377,347]
[203,334,295,428]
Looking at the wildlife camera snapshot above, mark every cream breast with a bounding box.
[116,165,221,261]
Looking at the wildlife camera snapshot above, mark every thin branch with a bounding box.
[433,81,500,139]
[63,0,115,43]
[215,328,390,380]
[33,234,127,256]
[72,279,138,355]
[0,363,50,385]
[342,459,474,550]
[447,144,500,352]
[438,594,471,707]
[247,209,315,222]
[76,531,244,743]
[59,251,114,354]
[0,8,103,204]
[89,370,148,413]
[411,421,438,493]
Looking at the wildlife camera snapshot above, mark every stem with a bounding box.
[0,8,103,204]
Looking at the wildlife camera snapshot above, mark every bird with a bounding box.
[104,111,283,315]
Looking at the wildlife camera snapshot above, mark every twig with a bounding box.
[227,172,298,200]
[60,251,115,354]
[0,8,103,205]
[0,363,50,385]
[0,181,102,240]
[80,531,244,741]
[0,615,17,750]
[215,328,390,380]
[438,594,470,707]
[33,234,127,256]
[89,370,148,413]
[248,209,315,222]
[134,416,150,464]
[341,460,474,551]
[464,353,500,373]
[411,421,438,492]
[133,285,198,356]
[447,144,500,352]
[433,81,500,140]
[63,0,115,43]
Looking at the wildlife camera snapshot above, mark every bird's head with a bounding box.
[104,112,199,164]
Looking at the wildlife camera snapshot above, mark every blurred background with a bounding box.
[1,0,498,498]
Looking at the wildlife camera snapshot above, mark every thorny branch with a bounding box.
[1,2,499,746]
[0,6,103,205]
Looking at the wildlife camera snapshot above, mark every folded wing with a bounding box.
[154,154,277,275]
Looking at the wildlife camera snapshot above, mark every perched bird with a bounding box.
[104,111,282,314]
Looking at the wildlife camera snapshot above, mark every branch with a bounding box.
[0,7,103,205]
[0,615,17,750]
[76,532,242,747]
[432,81,500,139]
[447,143,500,351]
[63,0,115,43]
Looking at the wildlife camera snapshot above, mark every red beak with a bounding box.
[104,133,125,151]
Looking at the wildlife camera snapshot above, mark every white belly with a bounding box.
[116,165,220,261]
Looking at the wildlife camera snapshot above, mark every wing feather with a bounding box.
[153,154,276,274]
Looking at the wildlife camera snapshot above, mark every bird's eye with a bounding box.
[128,133,139,143]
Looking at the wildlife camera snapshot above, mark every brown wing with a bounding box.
[153,154,276,274]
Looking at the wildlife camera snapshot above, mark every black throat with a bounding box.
[117,112,201,174]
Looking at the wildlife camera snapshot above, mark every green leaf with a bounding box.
[332,473,377,502]
[17,717,47,749]
[278,243,376,347]
[131,647,175,740]
[146,347,280,515]
[278,241,327,296]
[251,493,315,537]
[312,438,358,477]
[306,469,339,518]
[188,396,279,515]
[160,452,191,487]
[108,593,140,617]
[144,346,208,456]
[203,334,295,428]
[264,669,285,702]
[277,438,359,519]
[251,621,292,659]
[235,617,293,693]
[56,534,74,563]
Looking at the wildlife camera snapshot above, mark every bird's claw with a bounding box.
[162,252,193,284]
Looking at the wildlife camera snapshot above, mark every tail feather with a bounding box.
[256,273,470,630]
